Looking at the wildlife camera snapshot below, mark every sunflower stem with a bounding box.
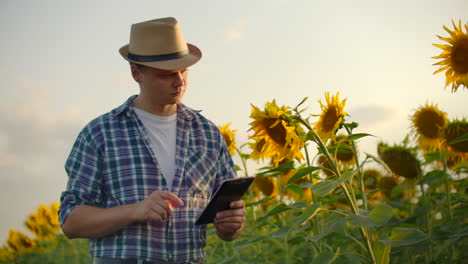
[345,125,369,211]
[235,148,256,221]
[442,153,454,262]
[295,114,376,264]
[303,144,323,252]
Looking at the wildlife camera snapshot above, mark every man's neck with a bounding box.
[132,96,178,116]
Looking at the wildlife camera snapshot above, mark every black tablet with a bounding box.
[195,177,254,225]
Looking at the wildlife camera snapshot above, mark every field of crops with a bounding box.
[1,20,467,264]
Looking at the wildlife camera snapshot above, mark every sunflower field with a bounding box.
[1,20,467,264]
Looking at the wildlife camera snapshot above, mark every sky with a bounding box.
[0,0,467,241]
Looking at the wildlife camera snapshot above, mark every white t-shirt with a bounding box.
[133,107,177,187]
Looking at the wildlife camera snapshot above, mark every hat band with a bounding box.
[128,50,189,62]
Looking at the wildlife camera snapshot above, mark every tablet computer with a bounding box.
[195,177,254,225]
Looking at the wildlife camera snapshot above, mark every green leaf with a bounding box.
[423,151,444,164]
[345,133,374,141]
[311,248,340,264]
[306,131,318,141]
[311,179,344,196]
[234,165,242,171]
[287,166,321,184]
[256,161,295,176]
[285,184,304,196]
[449,132,468,144]
[260,203,290,219]
[369,204,393,224]
[328,144,353,155]
[420,170,447,188]
[374,241,391,264]
[233,236,264,249]
[291,202,322,227]
[259,201,307,220]
[348,204,392,227]
[299,182,315,188]
[380,228,428,247]
[239,153,250,160]
[344,122,359,130]
[245,197,273,207]
[365,152,392,174]
[307,216,346,242]
[271,226,291,238]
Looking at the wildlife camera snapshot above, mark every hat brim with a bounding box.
[119,43,202,70]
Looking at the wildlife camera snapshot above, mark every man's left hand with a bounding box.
[214,200,246,241]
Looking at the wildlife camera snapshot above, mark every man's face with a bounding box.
[132,65,189,105]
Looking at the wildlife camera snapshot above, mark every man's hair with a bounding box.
[129,62,150,71]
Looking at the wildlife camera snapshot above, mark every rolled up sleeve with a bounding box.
[59,126,104,226]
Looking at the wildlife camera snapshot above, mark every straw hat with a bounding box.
[119,17,202,70]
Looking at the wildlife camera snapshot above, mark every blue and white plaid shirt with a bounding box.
[59,96,236,263]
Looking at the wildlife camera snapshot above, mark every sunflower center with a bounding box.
[416,110,445,138]
[223,134,232,147]
[256,139,266,152]
[450,38,468,74]
[323,107,340,131]
[265,118,287,145]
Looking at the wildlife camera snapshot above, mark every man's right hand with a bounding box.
[133,191,184,223]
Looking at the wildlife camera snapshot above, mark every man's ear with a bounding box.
[131,65,142,83]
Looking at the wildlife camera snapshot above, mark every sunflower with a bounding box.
[313,92,347,143]
[432,19,468,92]
[329,134,355,167]
[410,103,447,150]
[317,154,335,177]
[218,123,238,156]
[7,229,35,252]
[378,143,421,181]
[249,100,304,165]
[252,176,279,206]
[443,119,468,153]
[378,177,401,199]
[363,169,383,190]
[25,203,60,240]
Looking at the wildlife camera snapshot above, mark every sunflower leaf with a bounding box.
[379,228,428,247]
[291,202,322,227]
[365,152,392,174]
[259,201,307,220]
[285,184,304,196]
[245,197,274,207]
[311,179,344,196]
[448,133,468,144]
[348,204,392,227]
[287,166,321,184]
[374,241,391,264]
[345,133,373,141]
[256,161,295,177]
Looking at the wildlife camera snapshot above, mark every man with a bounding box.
[59,17,246,264]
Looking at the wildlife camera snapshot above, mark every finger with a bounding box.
[151,203,168,220]
[148,211,164,223]
[158,191,184,207]
[216,208,247,219]
[215,221,243,232]
[214,215,246,225]
[229,200,245,209]
[156,199,173,217]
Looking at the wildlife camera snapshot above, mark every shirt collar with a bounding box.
[111,95,198,120]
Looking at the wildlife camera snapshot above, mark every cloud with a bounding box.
[347,104,400,130]
[0,80,87,240]
[223,18,249,41]
[0,82,84,172]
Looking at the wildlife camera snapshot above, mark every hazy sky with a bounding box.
[0,0,467,241]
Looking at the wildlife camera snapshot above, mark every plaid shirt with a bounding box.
[59,96,236,263]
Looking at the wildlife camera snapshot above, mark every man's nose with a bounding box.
[174,72,185,87]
